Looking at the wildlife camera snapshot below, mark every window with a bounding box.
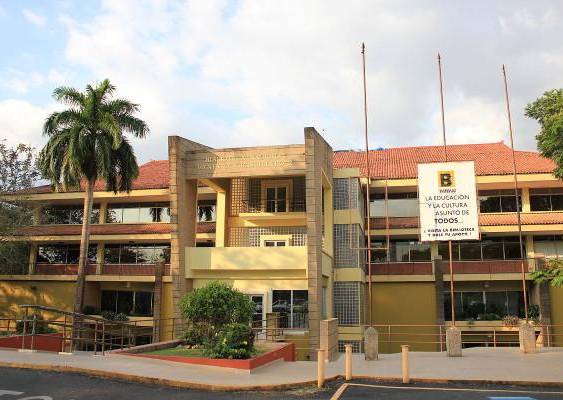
[261,180,291,212]
[272,290,308,329]
[103,244,171,264]
[444,290,525,320]
[37,244,97,264]
[106,203,170,224]
[371,239,431,262]
[438,237,525,261]
[533,235,563,258]
[370,192,419,217]
[101,290,153,316]
[264,240,286,247]
[478,190,521,213]
[42,205,100,224]
[530,188,563,212]
[197,201,216,222]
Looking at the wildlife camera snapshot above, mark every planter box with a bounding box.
[112,341,295,371]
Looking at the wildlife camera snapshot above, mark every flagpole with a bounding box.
[361,43,373,325]
[437,53,456,326]
[501,64,529,323]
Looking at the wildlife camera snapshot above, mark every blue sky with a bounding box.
[1,1,562,164]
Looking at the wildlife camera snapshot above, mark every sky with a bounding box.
[0,0,562,164]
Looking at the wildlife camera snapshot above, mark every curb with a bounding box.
[0,361,562,391]
[0,361,336,391]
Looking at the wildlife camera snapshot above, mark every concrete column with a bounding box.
[446,326,462,357]
[28,244,37,275]
[95,243,104,275]
[152,262,164,343]
[521,187,530,212]
[98,201,108,224]
[215,190,227,247]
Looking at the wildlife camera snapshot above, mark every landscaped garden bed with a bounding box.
[112,282,295,371]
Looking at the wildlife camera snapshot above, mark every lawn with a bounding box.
[144,345,267,358]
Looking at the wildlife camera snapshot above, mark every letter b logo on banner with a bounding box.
[438,170,455,187]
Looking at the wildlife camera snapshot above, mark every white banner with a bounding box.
[418,161,479,241]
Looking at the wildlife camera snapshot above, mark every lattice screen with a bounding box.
[228,226,307,247]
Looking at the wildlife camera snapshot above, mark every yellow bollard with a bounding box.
[317,349,325,388]
[401,345,410,384]
[345,345,353,380]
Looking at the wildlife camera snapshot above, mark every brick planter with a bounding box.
[112,341,295,372]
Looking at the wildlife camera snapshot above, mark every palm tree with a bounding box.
[38,79,148,314]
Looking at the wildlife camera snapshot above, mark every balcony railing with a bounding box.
[439,259,531,274]
[239,199,306,214]
[371,262,433,275]
[24,263,170,276]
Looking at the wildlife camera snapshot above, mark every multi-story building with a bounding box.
[1,128,562,358]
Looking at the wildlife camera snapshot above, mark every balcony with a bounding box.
[238,200,306,216]
[371,262,433,275]
[9,263,171,276]
[439,259,530,274]
[186,246,307,274]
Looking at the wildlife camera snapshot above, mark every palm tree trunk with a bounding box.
[74,179,94,314]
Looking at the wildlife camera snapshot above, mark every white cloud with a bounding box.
[0,100,57,148]
[25,1,563,161]
[22,8,47,27]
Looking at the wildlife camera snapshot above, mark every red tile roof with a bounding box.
[18,160,169,194]
[334,142,555,179]
[14,142,555,195]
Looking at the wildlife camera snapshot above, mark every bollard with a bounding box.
[401,345,410,384]
[317,349,325,388]
[345,345,353,380]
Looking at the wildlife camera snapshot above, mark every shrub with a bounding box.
[204,323,255,359]
[100,311,129,321]
[180,282,254,343]
[502,315,520,327]
[184,324,212,346]
[528,304,541,323]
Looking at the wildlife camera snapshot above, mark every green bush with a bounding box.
[100,311,129,321]
[180,282,254,345]
[204,323,255,359]
[184,324,212,346]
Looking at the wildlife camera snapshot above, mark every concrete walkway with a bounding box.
[0,347,562,389]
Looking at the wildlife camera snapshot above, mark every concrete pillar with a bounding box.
[215,190,227,247]
[152,262,164,343]
[95,243,104,275]
[519,323,537,353]
[320,318,338,361]
[521,187,530,212]
[98,201,108,224]
[28,244,37,275]
[364,326,378,360]
[446,326,462,357]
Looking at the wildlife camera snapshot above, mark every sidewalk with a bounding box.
[0,347,562,390]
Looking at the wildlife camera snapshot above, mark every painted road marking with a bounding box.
[489,398,537,400]
[330,383,563,400]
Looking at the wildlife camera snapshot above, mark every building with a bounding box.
[1,128,562,358]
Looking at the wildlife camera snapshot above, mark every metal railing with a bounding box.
[368,323,563,352]
[240,199,306,213]
[0,263,170,276]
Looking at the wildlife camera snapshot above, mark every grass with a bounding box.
[144,345,268,358]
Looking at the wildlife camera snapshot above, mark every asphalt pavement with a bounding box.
[1,367,563,400]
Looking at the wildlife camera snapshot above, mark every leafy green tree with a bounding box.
[530,258,563,288]
[0,141,40,272]
[525,89,563,178]
[180,281,255,343]
[38,79,149,313]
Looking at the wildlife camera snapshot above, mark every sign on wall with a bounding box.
[418,161,479,241]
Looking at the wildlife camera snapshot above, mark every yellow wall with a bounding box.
[371,282,439,353]
[550,286,563,347]
[0,281,75,318]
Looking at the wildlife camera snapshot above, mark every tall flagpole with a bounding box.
[361,43,373,325]
[501,64,529,323]
[437,53,456,326]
